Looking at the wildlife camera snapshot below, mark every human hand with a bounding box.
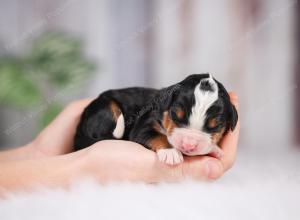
[0,93,239,194]
[219,92,240,171]
[32,92,239,182]
[79,93,239,182]
[30,99,93,157]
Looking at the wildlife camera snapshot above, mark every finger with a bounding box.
[41,98,94,136]
[155,156,224,182]
[208,145,224,159]
[183,156,224,180]
[65,98,94,116]
[228,92,239,109]
[219,92,240,170]
[34,98,94,155]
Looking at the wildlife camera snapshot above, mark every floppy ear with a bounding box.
[214,80,238,131]
[157,84,181,110]
[229,103,238,131]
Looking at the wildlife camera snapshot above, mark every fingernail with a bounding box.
[205,160,222,180]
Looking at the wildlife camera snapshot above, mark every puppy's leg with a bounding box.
[74,97,125,150]
[110,101,125,139]
[148,135,183,165]
[130,112,183,165]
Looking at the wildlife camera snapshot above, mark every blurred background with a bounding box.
[0,0,299,152]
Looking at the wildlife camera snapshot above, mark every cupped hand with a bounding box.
[31,99,93,156]
[78,92,240,182]
[31,93,239,182]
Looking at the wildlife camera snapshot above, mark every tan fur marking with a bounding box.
[211,127,226,144]
[110,101,121,121]
[176,108,185,120]
[148,135,172,152]
[162,111,178,135]
[208,118,218,129]
[153,122,165,135]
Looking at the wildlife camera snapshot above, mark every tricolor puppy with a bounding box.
[74,74,238,165]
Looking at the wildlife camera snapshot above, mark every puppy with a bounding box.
[74,74,238,165]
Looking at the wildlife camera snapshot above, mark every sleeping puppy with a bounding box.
[74,74,238,165]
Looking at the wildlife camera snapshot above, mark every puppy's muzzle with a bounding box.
[167,128,220,156]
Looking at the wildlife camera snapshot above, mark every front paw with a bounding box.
[157,148,184,165]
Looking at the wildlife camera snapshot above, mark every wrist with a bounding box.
[61,149,91,184]
[25,141,49,159]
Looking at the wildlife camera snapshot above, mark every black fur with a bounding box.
[74,74,238,151]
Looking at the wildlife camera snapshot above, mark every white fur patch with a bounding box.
[113,114,125,139]
[167,127,213,156]
[157,148,184,165]
[188,75,219,130]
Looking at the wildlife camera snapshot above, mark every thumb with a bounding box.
[155,156,223,182]
[183,156,224,180]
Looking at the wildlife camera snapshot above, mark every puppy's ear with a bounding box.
[215,80,238,131]
[158,84,180,109]
[229,103,238,131]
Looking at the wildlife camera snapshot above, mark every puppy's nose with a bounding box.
[181,137,197,151]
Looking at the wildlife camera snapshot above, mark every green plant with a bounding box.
[0,31,96,128]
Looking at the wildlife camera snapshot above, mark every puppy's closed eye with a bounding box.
[170,106,185,122]
[208,118,218,129]
[206,116,224,132]
[207,117,226,144]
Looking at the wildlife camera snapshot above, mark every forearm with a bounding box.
[0,139,226,196]
[0,151,84,195]
[0,143,46,162]
[0,99,93,164]
[0,145,156,195]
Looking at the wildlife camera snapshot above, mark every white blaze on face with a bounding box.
[165,74,221,159]
[188,74,219,130]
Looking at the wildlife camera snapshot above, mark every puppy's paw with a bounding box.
[157,148,184,165]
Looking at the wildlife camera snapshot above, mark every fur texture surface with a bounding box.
[1,148,300,220]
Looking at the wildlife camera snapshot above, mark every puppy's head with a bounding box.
[160,73,238,156]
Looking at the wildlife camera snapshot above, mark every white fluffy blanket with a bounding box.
[1,148,300,220]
